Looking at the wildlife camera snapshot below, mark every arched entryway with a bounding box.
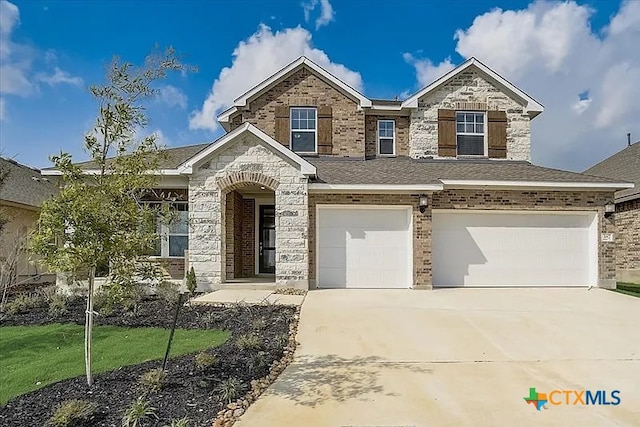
[217,172,279,283]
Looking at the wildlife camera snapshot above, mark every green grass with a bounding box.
[614,282,640,298]
[0,324,229,405]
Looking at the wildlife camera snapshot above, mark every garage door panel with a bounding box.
[433,211,596,287]
[318,207,411,289]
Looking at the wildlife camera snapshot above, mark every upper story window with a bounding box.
[456,112,486,156]
[290,107,317,153]
[377,120,395,156]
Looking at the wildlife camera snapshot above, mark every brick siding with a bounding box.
[615,198,640,273]
[233,67,365,157]
[364,115,410,157]
[242,199,256,277]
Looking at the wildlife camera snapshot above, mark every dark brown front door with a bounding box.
[259,205,276,274]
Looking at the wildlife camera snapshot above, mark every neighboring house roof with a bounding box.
[584,141,640,202]
[309,157,629,190]
[0,157,58,209]
[217,56,372,128]
[401,57,545,118]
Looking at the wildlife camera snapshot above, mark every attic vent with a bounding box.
[455,101,487,111]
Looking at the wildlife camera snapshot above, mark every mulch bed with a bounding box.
[0,296,296,427]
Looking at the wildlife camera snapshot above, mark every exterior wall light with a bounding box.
[604,203,616,217]
[419,195,429,214]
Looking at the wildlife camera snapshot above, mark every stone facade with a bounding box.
[234,67,366,157]
[364,115,410,157]
[615,198,640,283]
[189,132,309,290]
[409,70,531,161]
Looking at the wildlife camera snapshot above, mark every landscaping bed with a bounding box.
[0,293,297,427]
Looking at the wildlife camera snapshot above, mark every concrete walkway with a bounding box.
[191,289,304,306]
[236,288,640,426]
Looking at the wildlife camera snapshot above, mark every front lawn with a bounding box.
[614,282,640,298]
[0,324,229,405]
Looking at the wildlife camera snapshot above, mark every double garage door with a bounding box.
[316,206,597,289]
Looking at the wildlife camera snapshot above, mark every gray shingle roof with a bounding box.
[584,142,640,201]
[0,157,59,208]
[47,143,212,171]
[309,157,625,185]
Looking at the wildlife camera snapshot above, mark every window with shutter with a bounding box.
[456,112,486,156]
[290,107,317,154]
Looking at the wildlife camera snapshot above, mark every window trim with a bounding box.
[289,107,318,154]
[455,111,487,157]
[377,119,396,156]
[145,201,189,259]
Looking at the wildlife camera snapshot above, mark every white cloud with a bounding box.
[0,0,19,36]
[37,67,83,87]
[189,24,362,132]
[403,53,455,87]
[406,0,640,171]
[158,85,187,109]
[302,0,335,29]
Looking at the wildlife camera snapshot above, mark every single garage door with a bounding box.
[432,210,597,287]
[317,206,412,288]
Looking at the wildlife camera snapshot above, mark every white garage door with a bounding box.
[432,210,597,287]
[317,206,412,288]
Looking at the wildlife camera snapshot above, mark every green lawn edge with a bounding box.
[0,324,229,405]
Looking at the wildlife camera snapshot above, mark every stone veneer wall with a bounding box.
[308,193,430,288]
[309,190,616,289]
[364,115,410,157]
[189,132,309,290]
[615,198,640,283]
[432,190,616,287]
[409,70,531,161]
[233,67,365,157]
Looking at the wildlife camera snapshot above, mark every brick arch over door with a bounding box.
[216,171,280,193]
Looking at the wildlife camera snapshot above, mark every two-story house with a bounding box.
[45,56,633,290]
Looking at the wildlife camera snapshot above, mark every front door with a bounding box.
[259,205,276,274]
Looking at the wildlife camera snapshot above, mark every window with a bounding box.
[456,112,485,156]
[290,107,317,153]
[145,201,189,258]
[377,120,395,155]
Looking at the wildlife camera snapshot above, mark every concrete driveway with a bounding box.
[236,288,640,426]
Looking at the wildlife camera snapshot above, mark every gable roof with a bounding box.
[178,122,317,176]
[401,57,544,118]
[0,157,58,209]
[217,56,372,128]
[584,141,640,202]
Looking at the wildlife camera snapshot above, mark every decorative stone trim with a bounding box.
[216,171,280,193]
[455,101,488,111]
[212,303,302,427]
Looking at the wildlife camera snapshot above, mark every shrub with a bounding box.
[92,287,112,314]
[235,333,261,351]
[273,333,290,349]
[250,317,266,330]
[121,287,145,314]
[185,267,197,294]
[166,418,190,427]
[194,351,217,370]
[48,293,68,316]
[248,350,268,375]
[156,281,180,306]
[49,399,98,427]
[38,285,59,302]
[4,293,43,315]
[216,377,243,403]
[139,368,166,393]
[122,397,157,427]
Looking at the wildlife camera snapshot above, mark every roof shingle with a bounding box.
[584,142,640,201]
[0,157,59,208]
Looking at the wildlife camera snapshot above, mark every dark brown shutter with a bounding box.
[274,105,290,146]
[317,106,332,155]
[487,110,507,158]
[438,109,457,157]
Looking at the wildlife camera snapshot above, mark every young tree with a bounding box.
[31,47,193,386]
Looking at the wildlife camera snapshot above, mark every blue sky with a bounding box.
[1,0,638,171]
